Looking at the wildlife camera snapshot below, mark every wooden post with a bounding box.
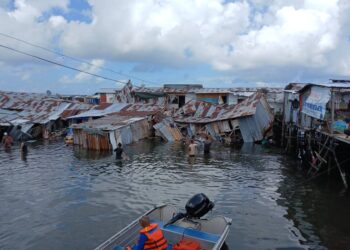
[330,88,335,135]
[281,93,286,147]
[328,153,332,176]
[281,119,285,147]
[286,125,292,153]
[333,147,348,189]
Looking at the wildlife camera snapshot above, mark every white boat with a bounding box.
[95,194,232,250]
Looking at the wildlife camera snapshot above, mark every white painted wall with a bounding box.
[106,93,115,103]
[185,93,196,103]
[228,94,238,105]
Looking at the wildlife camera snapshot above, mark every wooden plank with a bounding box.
[314,151,327,164]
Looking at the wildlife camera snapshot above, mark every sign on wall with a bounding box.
[301,86,331,120]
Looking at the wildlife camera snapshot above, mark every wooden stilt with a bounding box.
[307,135,330,176]
[332,145,348,189]
[328,153,332,176]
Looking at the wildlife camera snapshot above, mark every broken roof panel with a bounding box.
[71,114,147,131]
[67,103,129,119]
[0,108,21,125]
[223,92,264,119]
[284,83,307,92]
[173,100,232,123]
[0,91,92,124]
[117,103,164,116]
[298,82,350,93]
[60,103,92,119]
[115,82,134,103]
[174,93,269,124]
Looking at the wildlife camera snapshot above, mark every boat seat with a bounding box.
[156,221,220,244]
[113,244,173,250]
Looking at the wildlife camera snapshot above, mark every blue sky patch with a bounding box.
[37,0,92,24]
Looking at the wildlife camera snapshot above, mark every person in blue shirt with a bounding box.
[129,216,168,250]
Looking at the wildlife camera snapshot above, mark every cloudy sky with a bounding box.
[0,0,349,94]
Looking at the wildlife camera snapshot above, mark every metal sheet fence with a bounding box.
[73,129,112,151]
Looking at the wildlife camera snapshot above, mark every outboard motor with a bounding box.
[185,193,214,218]
[164,193,214,226]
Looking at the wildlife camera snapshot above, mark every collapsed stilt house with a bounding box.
[155,92,274,143]
[70,103,164,150]
[70,115,152,151]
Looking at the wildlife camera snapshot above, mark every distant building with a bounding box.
[96,88,121,104]
[85,95,100,105]
[191,88,238,105]
[164,84,203,109]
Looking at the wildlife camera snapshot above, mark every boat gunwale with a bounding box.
[94,204,166,250]
[211,216,232,250]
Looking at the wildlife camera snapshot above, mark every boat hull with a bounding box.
[94,205,231,250]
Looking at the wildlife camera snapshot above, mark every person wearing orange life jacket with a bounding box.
[131,216,168,250]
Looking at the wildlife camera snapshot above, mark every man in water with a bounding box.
[20,142,28,153]
[188,139,197,157]
[203,136,211,155]
[128,216,168,250]
[2,132,13,149]
[114,143,128,160]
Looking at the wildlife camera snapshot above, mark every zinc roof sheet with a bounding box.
[0,91,92,124]
[117,103,164,116]
[174,92,270,124]
[298,82,350,93]
[67,103,129,119]
[71,114,147,131]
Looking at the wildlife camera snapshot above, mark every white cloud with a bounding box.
[75,59,105,81]
[7,0,68,22]
[59,59,105,83]
[56,0,349,76]
[49,15,67,27]
[1,0,350,88]
[0,0,69,63]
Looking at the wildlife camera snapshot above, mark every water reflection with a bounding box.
[0,139,349,250]
[277,161,350,250]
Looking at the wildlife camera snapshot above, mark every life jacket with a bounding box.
[173,239,200,250]
[140,223,168,250]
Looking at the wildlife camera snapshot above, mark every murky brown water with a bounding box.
[1,139,349,250]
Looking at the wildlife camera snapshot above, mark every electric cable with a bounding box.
[0,43,128,84]
[0,32,158,85]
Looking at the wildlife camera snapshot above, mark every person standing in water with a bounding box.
[2,132,13,149]
[188,139,197,157]
[20,142,28,153]
[203,136,212,155]
[114,143,128,160]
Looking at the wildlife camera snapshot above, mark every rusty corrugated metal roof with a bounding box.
[71,114,147,131]
[174,92,269,124]
[132,86,284,95]
[67,103,129,119]
[117,103,164,116]
[0,91,92,124]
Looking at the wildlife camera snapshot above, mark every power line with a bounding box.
[0,32,158,85]
[0,43,128,84]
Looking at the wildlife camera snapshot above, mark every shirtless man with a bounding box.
[188,139,197,157]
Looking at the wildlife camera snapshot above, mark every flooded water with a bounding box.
[1,139,350,250]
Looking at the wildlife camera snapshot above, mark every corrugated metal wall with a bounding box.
[153,121,182,142]
[73,129,112,151]
[120,126,133,144]
[114,119,151,145]
[239,102,273,142]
